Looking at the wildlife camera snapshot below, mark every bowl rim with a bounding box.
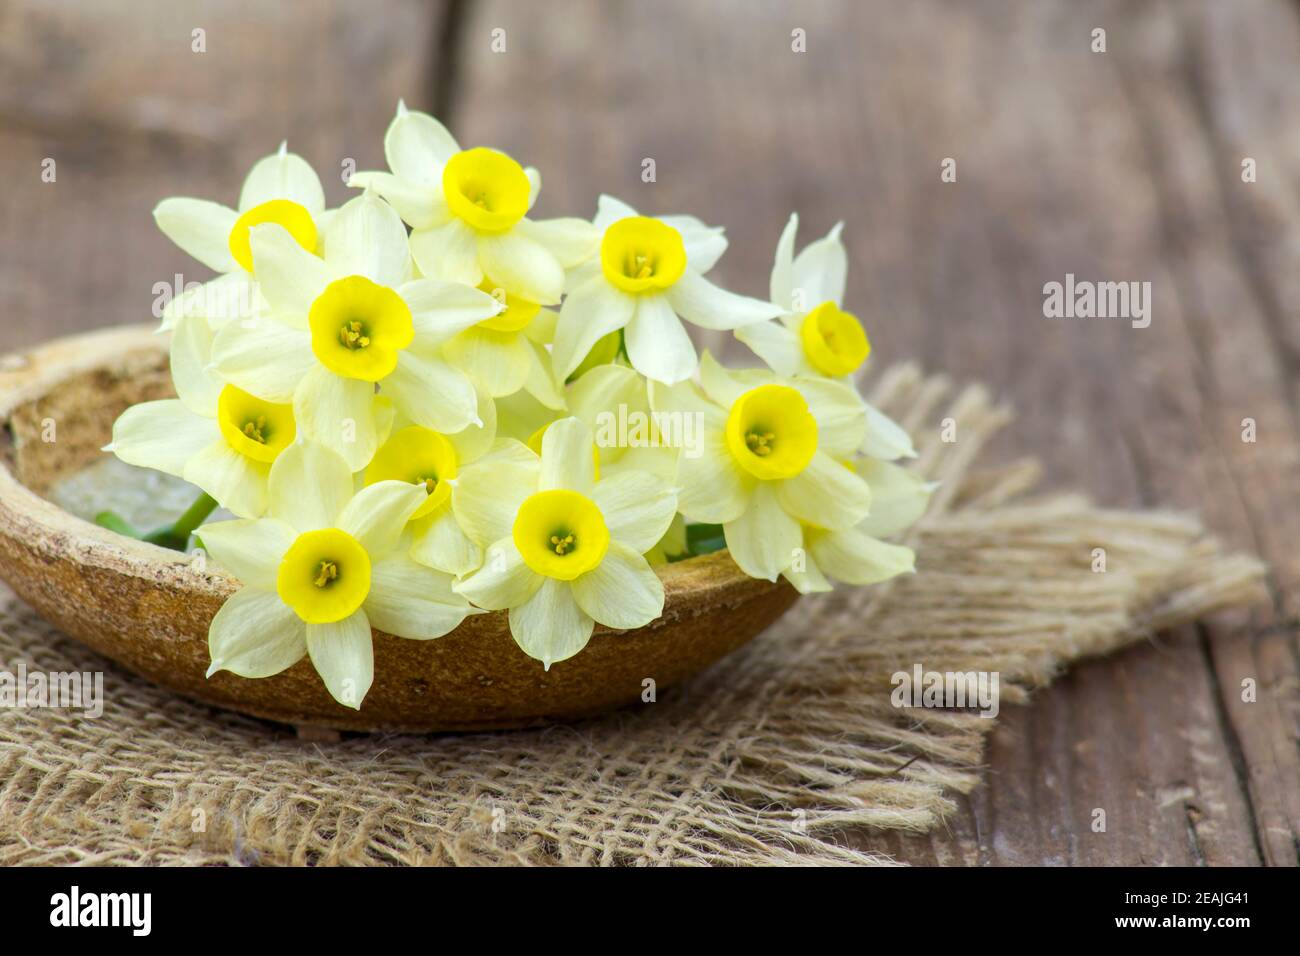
[0,323,750,603]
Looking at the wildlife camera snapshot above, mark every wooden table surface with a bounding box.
[1,0,1296,865]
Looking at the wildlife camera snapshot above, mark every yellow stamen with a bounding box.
[745,431,776,456]
[242,415,268,444]
[314,560,338,588]
[338,320,371,350]
[550,533,575,555]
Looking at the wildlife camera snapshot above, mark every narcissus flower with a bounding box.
[782,458,934,594]
[552,195,784,385]
[439,279,564,406]
[348,101,599,306]
[736,213,916,460]
[452,418,677,668]
[153,143,328,332]
[200,443,476,708]
[107,315,295,517]
[651,354,875,581]
[363,398,498,576]
[210,191,502,470]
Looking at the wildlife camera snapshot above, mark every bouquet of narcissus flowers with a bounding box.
[103,101,933,710]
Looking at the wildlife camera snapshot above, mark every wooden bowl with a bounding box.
[0,325,798,732]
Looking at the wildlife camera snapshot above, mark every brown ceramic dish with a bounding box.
[0,325,798,732]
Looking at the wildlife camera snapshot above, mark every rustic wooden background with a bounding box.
[0,0,1296,865]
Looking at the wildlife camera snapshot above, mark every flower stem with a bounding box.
[140,491,218,550]
[94,510,140,538]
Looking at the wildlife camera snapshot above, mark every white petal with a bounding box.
[593,194,639,231]
[665,270,782,330]
[364,554,475,639]
[409,220,482,286]
[676,426,753,523]
[153,198,239,273]
[293,366,380,472]
[647,378,727,429]
[248,222,331,314]
[324,192,412,288]
[517,216,600,269]
[733,319,809,377]
[400,278,502,342]
[854,460,934,538]
[385,105,459,187]
[658,215,727,274]
[782,548,834,594]
[861,401,918,460]
[170,313,222,416]
[539,416,596,494]
[525,166,541,210]
[346,170,444,230]
[590,470,677,553]
[508,578,594,669]
[408,505,483,576]
[777,451,872,527]
[207,587,306,679]
[268,439,355,531]
[198,517,296,588]
[723,482,801,581]
[696,351,770,407]
[183,440,270,519]
[451,455,540,546]
[552,276,635,380]
[571,542,663,629]
[624,294,697,384]
[770,212,798,308]
[384,350,478,433]
[306,611,373,709]
[443,326,531,397]
[792,221,847,308]
[454,537,543,610]
[568,362,647,426]
[446,387,498,462]
[478,230,565,305]
[338,480,426,556]
[522,339,565,409]
[794,378,869,460]
[159,272,261,332]
[809,527,915,586]
[211,317,314,403]
[239,147,326,214]
[108,400,219,478]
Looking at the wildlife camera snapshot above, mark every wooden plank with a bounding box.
[448,0,1293,863]
[0,0,447,347]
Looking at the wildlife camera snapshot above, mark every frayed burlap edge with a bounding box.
[0,365,1267,865]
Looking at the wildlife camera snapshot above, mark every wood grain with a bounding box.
[448,0,1297,865]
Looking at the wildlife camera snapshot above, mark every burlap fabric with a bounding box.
[0,366,1266,865]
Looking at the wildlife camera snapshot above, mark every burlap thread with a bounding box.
[0,366,1267,865]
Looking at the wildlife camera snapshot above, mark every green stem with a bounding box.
[170,492,219,540]
[141,492,218,551]
[94,511,140,538]
[685,522,727,557]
